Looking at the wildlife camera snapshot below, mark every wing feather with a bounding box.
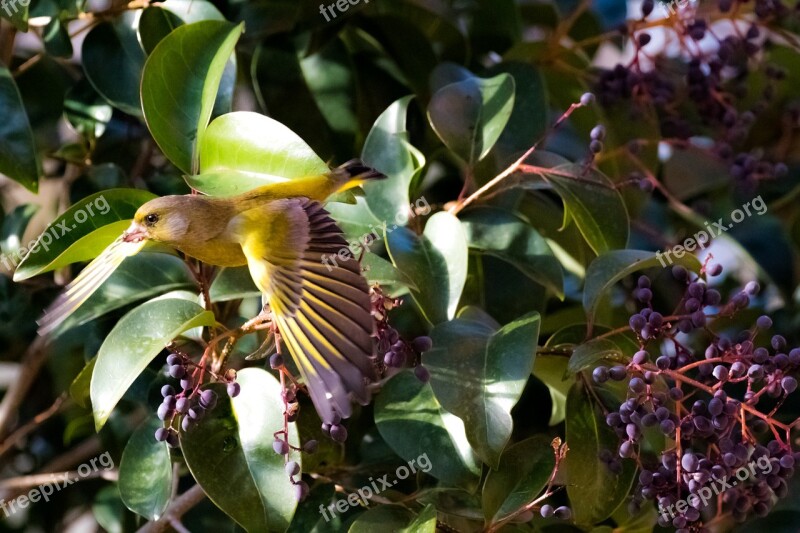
[37,236,145,335]
[236,199,375,423]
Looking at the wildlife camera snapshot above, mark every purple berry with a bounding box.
[273,439,289,455]
[285,461,300,476]
[200,389,217,409]
[330,424,348,442]
[161,385,175,398]
[414,365,431,382]
[294,480,309,502]
[166,354,181,366]
[169,365,186,379]
[175,397,189,414]
[412,336,433,352]
[757,315,773,329]
[227,382,241,398]
[154,427,168,442]
[303,440,318,454]
[580,92,595,106]
[157,403,172,421]
[269,353,284,369]
[554,506,572,520]
[540,504,554,518]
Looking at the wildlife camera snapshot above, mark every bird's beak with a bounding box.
[122,222,148,243]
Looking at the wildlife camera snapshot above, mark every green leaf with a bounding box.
[461,207,563,299]
[540,164,629,255]
[64,79,113,138]
[361,95,425,222]
[288,483,341,532]
[404,504,437,533]
[43,17,73,58]
[82,12,147,116]
[349,505,415,532]
[426,313,540,468]
[69,357,96,408]
[565,382,636,525]
[482,435,556,524]
[141,20,243,173]
[182,368,300,532]
[0,65,38,192]
[57,254,195,332]
[190,111,329,196]
[583,249,702,331]
[427,73,515,165]
[374,371,480,487]
[567,338,628,375]
[13,189,157,281]
[1,203,39,260]
[138,0,226,54]
[663,145,731,200]
[386,212,468,325]
[209,266,260,302]
[531,354,572,426]
[92,486,125,533]
[119,416,173,520]
[90,298,215,430]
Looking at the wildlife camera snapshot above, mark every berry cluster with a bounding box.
[594,2,798,193]
[591,264,800,529]
[370,285,433,382]
[154,351,240,445]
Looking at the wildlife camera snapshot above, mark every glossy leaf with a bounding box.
[386,212,468,325]
[565,382,636,525]
[141,20,243,173]
[374,371,480,487]
[181,369,299,532]
[583,249,702,331]
[461,207,563,298]
[90,298,215,429]
[426,313,540,468]
[349,505,415,532]
[531,354,572,426]
[191,111,329,196]
[209,266,259,302]
[540,164,629,255]
[64,79,113,138]
[483,435,556,523]
[404,504,437,533]
[138,0,226,54]
[118,416,173,520]
[0,65,39,192]
[82,12,147,116]
[0,204,39,261]
[361,95,425,222]
[427,73,515,165]
[13,189,157,281]
[567,338,628,375]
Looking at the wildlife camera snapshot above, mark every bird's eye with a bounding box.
[145,213,159,225]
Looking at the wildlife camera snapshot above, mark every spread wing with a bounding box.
[235,198,376,423]
[37,235,146,335]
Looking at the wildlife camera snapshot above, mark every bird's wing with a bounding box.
[37,235,146,335]
[235,198,376,423]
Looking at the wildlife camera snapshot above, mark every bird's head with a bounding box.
[124,197,191,245]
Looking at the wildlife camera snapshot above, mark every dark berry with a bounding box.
[227,382,241,398]
[414,365,431,382]
[412,336,433,352]
[330,424,348,442]
[269,353,284,369]
[273,439,289,455]
[285,461,300,476]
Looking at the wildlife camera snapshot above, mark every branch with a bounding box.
[0,336,50,440]
[136,485,207,533]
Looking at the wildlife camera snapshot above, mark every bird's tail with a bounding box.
[329,159,386,193]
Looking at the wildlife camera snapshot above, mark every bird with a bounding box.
[38,160,384,424]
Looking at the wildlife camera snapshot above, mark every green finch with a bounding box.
[38,160,384,423]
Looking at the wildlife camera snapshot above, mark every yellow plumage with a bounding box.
[38,160,383,423]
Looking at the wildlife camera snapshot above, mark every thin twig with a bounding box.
[136,484,207,533]
[0,393,70,458]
